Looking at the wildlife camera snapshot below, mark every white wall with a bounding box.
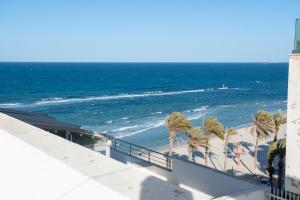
[171,158,261,198]
[285,54,300,194]
[111,149,261,198]
[214,187,267,200]
[110,149,152,168]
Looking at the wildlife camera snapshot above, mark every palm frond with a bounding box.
[273,111,287,130]
[252,110,275,140]
[188,127,208,149]
[203,116,225,140]
[267,139,286,161]
[165,112,192,132]
[227,128,237,138]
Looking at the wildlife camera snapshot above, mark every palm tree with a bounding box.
[203,117,225,166]
[273,111,287,142]
[187,127,207,161]
[267,139,286,188]
[250,110,275,176]
[223,128,238,172]
[165,112,192,157]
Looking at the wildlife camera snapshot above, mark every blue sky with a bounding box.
[0,0,299,62]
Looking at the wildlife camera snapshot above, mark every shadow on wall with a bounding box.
[285,176,300,193]
[172,152,189,161]
[139,176,193,200]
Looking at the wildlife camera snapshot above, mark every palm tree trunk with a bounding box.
[273,128,278,142]
[267,159,274,186]
[168,130,175,157]
[278,156,284,190]
[254,135,259,176]
[205,137,209,166]
[188,145,193,161]
[224,138,228,172]
[205,147,208,165]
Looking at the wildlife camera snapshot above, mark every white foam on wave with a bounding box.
[114,121,164,138]
[1,87,246,108]
[115,106,209,138]
[192,106,208,112]
[182,106,208,113]
[0,103,22,108]
[184,105,209,121]
[32,89,206,106]
[217,87,229,90]
[111,125,139,132]
[220,105,235,108]
[81,105,209,139]
[150,111,162,114]
[41,97,64,101]
[144,91,163,94]
[188,113,206,120]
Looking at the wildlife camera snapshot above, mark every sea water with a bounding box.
[0,62,288,148]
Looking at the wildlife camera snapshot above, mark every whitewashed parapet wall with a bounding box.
[285,54,300,194]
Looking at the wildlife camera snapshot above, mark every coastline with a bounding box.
[156,123,286,178]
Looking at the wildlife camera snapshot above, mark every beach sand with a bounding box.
[158,124,286,180]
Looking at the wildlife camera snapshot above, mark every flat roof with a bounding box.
[0,112,211,199]
[0,108,82,132]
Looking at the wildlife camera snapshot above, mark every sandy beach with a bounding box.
[158,124,286,179]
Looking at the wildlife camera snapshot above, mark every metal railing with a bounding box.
[111,137,172,171]
[266,186,300,200]
[44,126,172,170]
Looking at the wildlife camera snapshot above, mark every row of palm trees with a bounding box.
[165,110,286,180]
[165,112,226,167]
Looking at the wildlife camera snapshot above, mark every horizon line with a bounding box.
[0,61,288,64]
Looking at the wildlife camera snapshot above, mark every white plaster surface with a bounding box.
[214,187,267,200]
[0,128,128,200]
[171,158,260,198]
[0,113,210,200]
[285,54,300,194]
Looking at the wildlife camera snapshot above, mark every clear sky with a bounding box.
[0,0,299,62]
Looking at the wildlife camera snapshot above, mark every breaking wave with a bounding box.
[0,87,243,108]
[0,103,23,108]
[34,89,206,105]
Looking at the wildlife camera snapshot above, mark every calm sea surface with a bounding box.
[0,62,288,148]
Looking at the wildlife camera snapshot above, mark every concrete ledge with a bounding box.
[0,128,127,200]
[0,113,210,200]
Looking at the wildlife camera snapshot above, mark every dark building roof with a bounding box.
[0,108,82,132]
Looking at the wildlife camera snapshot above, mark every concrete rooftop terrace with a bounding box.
[0,112,211,200]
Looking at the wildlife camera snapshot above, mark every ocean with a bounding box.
[0,62,288,148]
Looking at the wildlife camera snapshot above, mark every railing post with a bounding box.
[129,143,132,156]
[114,139,117,150]
[167,156,171,170]
[105,139,112,157]
[65,130,71,140]
[271,185,274,200]
[148,151,151,163]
